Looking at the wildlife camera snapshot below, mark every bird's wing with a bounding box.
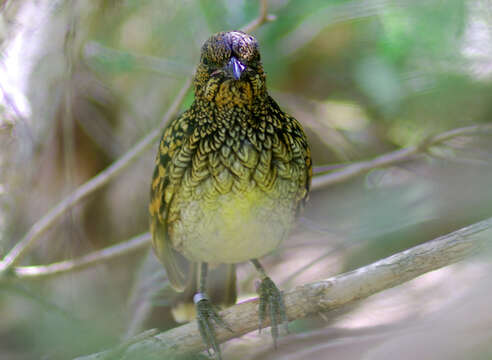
[266,96,312,205]
[290,114,313,204]
[149,110,195,291]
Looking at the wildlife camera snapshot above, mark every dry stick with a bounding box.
[312,124,492,191]
[0,0,274,280]
[0,0,273,275]
[6,124,492,280]
[74,216,492,360]
[0,78,192,274]
[8,233,150,281]
[7,0,478,278]
[241,0,276,34]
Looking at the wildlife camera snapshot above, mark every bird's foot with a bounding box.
[194,292,231,360]
[257,277,288,348]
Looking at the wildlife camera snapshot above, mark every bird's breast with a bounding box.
[169,184,296,264]
[167,138,304,264]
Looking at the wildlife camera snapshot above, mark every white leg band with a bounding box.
[193,292,208,304]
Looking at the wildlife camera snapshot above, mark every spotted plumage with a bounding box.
[149,31,312,357]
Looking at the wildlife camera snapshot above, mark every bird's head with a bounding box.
[194,31,267,107]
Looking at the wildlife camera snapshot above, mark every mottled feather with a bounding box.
[150,31,312,291]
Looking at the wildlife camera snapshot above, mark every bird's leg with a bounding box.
[194,262,231,359]
[251,259,288,348]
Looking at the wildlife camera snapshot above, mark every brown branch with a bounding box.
[312,124,492,191]
[241,0,276,33]
[0,78,192,274]
[0,0,276,279]
[2,233,151,281]
[0,0,276,275]
[6,124,491,281]
[74,217,492,360]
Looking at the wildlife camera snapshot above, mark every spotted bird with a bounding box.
[149,31,312,358]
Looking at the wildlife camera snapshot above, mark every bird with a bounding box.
[149,30,312,359]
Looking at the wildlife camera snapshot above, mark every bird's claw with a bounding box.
[194,293,232,360]
[257,277,288,348]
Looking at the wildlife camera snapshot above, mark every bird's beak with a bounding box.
[225,56,246,80]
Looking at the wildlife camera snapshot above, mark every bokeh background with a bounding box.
[1,0,492,359]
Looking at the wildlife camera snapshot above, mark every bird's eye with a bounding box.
[202,57,209,65]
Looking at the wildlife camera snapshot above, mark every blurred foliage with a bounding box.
[1,0,492,359]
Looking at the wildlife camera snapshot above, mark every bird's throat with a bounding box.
[214,80,253,108]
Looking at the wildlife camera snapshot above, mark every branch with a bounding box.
[7,124,492,281]
[312,124,492,191]
[0,0,276,275]
[74,217,492,360]
[2,233,151,282]
[0,0,276,278]
[241,0,276,33]
[0,78,192,273]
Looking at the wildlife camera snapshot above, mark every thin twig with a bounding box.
[0,78,192,273]
[0,0,276,278]
[6,124,491,281]
[312,124,492,191]
[0,0,277,274]
[4,233,151,281]
[427,148,491,167]
[241,0,276,33]
[429,124,492,143]
[74,216,492,360]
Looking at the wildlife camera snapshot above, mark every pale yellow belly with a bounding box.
[169,185,296,264]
